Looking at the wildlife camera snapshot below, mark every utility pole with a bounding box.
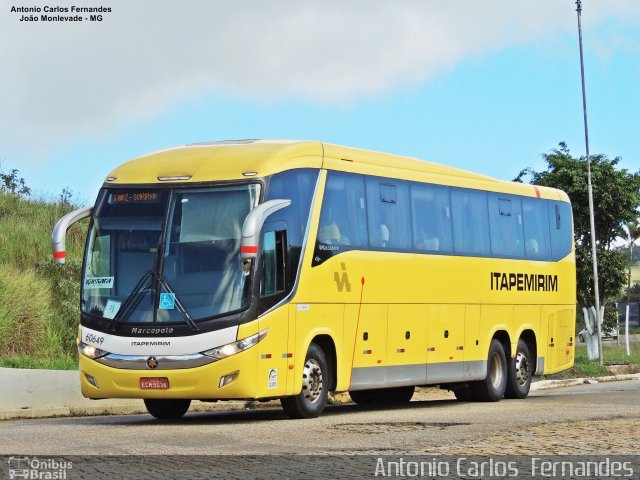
[576,0,604,365]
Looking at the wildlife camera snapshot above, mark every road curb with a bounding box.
[0,401,254,420]
[531,372,640,391]
[0,367,252,420]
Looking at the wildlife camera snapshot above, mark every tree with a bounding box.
[516,142,640,330]
[0,167,31,198]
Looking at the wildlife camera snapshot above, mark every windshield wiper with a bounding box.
[108,270,199,333]
[154,273,199,332]
[108,271,153,332]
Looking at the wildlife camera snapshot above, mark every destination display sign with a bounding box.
[110,192,160,204]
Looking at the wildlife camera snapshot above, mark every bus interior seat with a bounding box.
[380,224,389,247]
[423,237,440,251]
[526,238,540,255]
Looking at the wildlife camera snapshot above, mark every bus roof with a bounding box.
[104,139,568,201]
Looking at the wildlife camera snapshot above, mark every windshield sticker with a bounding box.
[159,293,176,310]
[268,368,278,389]
[103,299,121,320]
[84,277,114,289]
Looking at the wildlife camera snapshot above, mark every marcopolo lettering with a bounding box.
[490,272,558,292]
[131,327,174,335]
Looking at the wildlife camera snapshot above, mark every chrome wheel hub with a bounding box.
[514,351,530,387]
[302,358,323,404]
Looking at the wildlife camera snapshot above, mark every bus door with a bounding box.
[256,221,289,396]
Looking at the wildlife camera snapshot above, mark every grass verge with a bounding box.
[545,342,640,379]
[0,355,77,370]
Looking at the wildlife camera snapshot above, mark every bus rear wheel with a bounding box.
[144,399,191,420]
[505,339,532,399]
[281,343,329,419]
[349,386,415,405]
[452,386,474,401]
[470,338,507,402]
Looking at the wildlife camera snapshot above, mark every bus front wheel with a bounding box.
[470,338,507,402]
[281,343,329,419]
[144,399,191,420]
[504,339,532,399]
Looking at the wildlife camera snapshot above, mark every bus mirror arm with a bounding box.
[51,206,93,264]
[240,199,291,260]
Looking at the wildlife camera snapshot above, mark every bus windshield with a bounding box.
[82,185,260,324]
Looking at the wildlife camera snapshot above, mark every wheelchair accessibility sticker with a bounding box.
[159,293,175,310]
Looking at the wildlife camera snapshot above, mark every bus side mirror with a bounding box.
[51,206,93,264]
[240,199,291,260]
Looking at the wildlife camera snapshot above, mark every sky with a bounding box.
[1,0,639,205]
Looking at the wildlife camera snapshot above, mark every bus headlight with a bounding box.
[78,341,109,359]
[201,329,268,360]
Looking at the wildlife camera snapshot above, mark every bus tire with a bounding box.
[377,386,415,403]
[349,386,415,405]
[505,339,532,399]
[144,399,191,420]
[348,389,375,405]
[281,343,329,419]
[470,338,507,402]
[453,386,474,401]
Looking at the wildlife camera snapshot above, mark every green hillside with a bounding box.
[0,192,87,369]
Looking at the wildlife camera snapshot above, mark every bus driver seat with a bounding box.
[318,222,341,245]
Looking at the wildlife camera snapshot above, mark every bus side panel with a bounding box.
[349,304,388,390]
[386,304,428,386]
[256,306,290,398]
[542,306,575,374]
[425,304,465,384]
[513,304,541,356]
[480,304,513,353]
[292,303,344,395]
[463,305,485,380]
[286,303,297,395]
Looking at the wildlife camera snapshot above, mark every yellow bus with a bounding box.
[52,140,575,419]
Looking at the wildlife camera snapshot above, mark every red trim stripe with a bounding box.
[53,251,66,259]
[241,245,258,254]
[533,186,541,198]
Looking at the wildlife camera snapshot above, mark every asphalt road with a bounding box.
[1,380,639,456]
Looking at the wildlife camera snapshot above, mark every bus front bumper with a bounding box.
[79,350,258,400]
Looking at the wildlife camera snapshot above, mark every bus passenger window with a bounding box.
[317,173,367,247]
[366,178,411,250]
[488,194,524,259]
[522,198,551,260]
[451,188,490,256]
[410,184,452,253]
[549,201,573,260]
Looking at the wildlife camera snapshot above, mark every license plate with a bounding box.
[140,377,169,390]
